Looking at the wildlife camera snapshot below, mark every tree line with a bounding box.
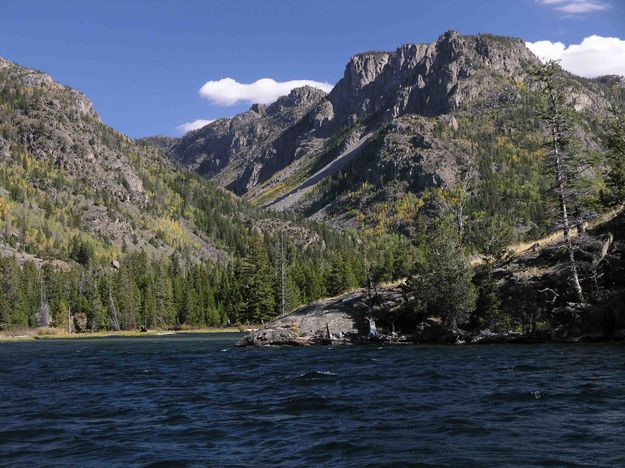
[0,229,416,331]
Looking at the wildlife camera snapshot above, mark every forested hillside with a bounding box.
[162,31,624,247]
[0,57,411,331]
[1,31,624,336]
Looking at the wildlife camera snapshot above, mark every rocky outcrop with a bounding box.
[325,31,535,125]
[0,56,229,263]
[236,284,545,347]
[161,31,621,231]
[0,57,147,207]
[169,86,327,194]
[240,211,625,347]
[237,290,370,346]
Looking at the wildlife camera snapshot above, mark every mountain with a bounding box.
[0,56,351,267]
[1,33,623,337]
[162,31,624,238]
[2,56,400,331]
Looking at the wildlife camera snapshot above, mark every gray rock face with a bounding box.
[157,31,621,231]
[165,32,540,202]
[237,290,369,346]
[170,86,327,194]
[0,56,226,262]
[326,31,535,124]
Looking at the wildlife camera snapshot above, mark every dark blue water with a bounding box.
[1,334,624,466]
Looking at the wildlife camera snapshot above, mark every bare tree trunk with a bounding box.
[550,99,584,303]
[455,203,464,241]
[362,245,377,336]
[108,289,120,331]
[280,230,286,316]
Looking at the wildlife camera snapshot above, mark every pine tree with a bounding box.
[0,257,25,328]
[184,283,203,325]
[116,265,140,329]
[532,60,584,303]
[154,261,175,326]
[603,112,625,206]
[86,279,107,331]
[407,217,477,327]
[241,235,277,323]
[141,278,157,328]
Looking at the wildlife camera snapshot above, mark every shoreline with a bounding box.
[0,327,244,343]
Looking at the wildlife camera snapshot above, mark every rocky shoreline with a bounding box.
[236,286,623,347]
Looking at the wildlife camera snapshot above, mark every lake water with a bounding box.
[1,333,624,466]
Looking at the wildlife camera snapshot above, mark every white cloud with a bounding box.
[176,119,215,134]
[198,77,334,106]
[526,35,625,77]
[536,0,610,14]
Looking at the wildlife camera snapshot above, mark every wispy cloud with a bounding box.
[198,77,334,106]
[176,119,215,134]
[526,35,625,77]
[536,0,610,14]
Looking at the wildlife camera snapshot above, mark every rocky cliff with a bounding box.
[0,57,331,266]
[162,31,624,235]
[169,86,327,194]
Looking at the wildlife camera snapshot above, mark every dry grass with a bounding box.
[35,327,64,336]
[0,327,243,342]
[470,206,625,267]
[514,265,556,279]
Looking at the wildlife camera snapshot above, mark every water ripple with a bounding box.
[1,335,624,465]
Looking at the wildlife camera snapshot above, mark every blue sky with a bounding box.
[1,0,623,138]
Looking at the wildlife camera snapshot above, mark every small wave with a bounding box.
[304,440,370,459]
[143,459,193,467]
[292,370,337,381]
[441,417,492,436]
[511,364,542,372]
[278,395,355,414]
[489,390,547,402]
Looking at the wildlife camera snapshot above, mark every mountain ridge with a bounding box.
[158,30,624,237]
[0,55,351,268]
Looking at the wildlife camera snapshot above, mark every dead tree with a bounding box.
[279,230,286,317]
[108,287,120,331]
[35,272,51,327]
[357,236,378,336]
[533,61,584,303]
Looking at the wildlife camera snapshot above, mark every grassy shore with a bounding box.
[0,327,245,342]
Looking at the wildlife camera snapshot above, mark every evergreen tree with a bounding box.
[407,217,477,327]
[154,261,175,326]
[603,112,625,206]
[532,60,584,302]
[241,235,277,323]
[184,282,204,325]
[141,278,157,328]
[115,266,140,329]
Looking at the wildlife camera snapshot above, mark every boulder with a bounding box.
[550,302,592,340]
[413,317,459,344]
[237,288,408,346]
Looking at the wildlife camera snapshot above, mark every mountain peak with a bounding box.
[163,31,620,223]
[269,85,327,112]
